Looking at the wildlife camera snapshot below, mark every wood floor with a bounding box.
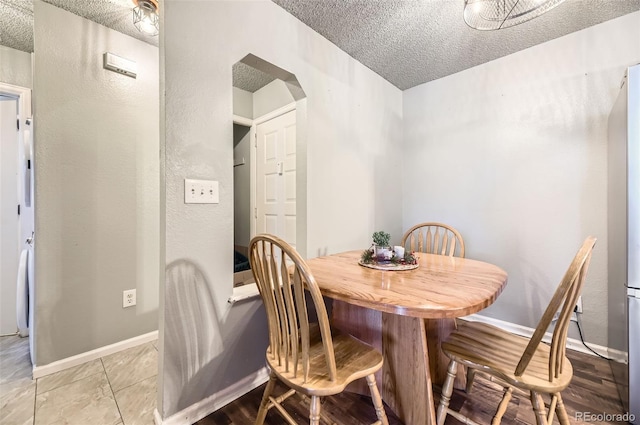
[199,349,624,425]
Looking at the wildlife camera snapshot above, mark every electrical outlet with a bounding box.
[553,311,579,324]
[575,296,583,314]
[123,289,136,308]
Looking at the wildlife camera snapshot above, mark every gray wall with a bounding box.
[402,11,640,346]
[160,0,402,418]
[233,124,251,250]
[0,45,32,88]
[33,1,159,365]
[232,88,253,250]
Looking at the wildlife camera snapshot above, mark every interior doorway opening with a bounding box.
[0,82,34,365]
[231,54,307,288]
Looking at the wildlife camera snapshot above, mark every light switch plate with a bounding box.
[185,179,219,204]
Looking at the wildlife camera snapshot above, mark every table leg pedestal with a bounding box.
[382,313,437,425]
[425,318,467,390]
[331,301,439,424]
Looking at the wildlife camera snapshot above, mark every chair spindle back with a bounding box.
[249,234,337,383]
[515,236,596,381]
[401,222,465,257]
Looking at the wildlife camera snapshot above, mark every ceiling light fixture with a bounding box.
[132,0,159,36]
[463,0,567,30]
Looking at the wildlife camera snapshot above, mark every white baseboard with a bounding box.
[32,330,158,379]
[153,408,163,425]
[464,314,628,363]
[154,366,270,425]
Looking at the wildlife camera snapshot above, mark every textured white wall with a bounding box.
[0,46,32,89]
[160,0,402,418]
[33,1,159,365]
[403,11,640,346]
[253,79,295,118]
[232,87,253,119]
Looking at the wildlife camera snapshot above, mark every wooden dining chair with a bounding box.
[436,236,597,425]
[402,222,466,386]
[249,234,389,425]
[401,222,465,258]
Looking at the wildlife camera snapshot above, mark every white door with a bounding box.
[0,98,19,334]
[256,110,296,249]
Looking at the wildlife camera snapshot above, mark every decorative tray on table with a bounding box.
[358,245,418,271]
[358,260,418,271]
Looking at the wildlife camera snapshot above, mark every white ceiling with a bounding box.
[1,0,638,90]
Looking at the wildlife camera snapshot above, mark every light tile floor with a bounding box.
[0,335,157,425]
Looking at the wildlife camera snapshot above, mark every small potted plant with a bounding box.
[372,230,391,260]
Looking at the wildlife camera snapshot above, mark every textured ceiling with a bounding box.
[1,0,638,90]
[0,0,33,53]
[0,0,157,53]
[43,0,158,48]
[0,0,266,92]
[272,0,640,89]
[232,62,277,93]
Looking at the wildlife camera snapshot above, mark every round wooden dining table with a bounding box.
[304,250,508,425]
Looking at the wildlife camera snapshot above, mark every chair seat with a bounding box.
[267,324,383,397]
[442,321,573,393]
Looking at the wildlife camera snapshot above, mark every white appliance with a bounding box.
[16,249,29,337]
[608,63,639,423]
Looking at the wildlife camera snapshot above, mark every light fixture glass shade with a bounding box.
[133,0,159,36]
[464,0,567,30]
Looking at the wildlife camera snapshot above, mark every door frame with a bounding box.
[0,82,35,219]
[232,100,308,257]
[0,82,33,340]
[251,102,296,247]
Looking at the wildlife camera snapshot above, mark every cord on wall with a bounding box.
[574,313,612,361]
